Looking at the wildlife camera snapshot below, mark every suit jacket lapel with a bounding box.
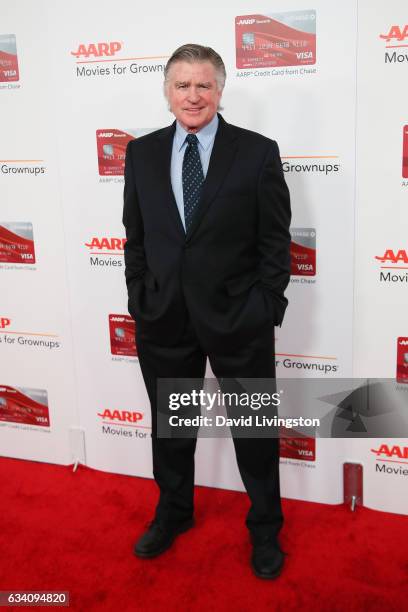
[186,114,239,242]
[154,121,185,238]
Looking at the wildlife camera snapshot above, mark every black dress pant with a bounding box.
[136,316,283,540]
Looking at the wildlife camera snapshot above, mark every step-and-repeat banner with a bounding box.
[0,0,406,515]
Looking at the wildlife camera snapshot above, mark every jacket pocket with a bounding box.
[225,271,259,296]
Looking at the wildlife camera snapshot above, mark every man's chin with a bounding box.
[180,112,211,132]
[183,113,202,125]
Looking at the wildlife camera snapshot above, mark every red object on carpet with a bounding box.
[0,457,407,611]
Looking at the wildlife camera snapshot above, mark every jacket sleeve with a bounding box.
[257,140,292,326]
[122,140,146,294]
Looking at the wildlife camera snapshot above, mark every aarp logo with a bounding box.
[97,409,144,424]
[371,444,408,459]
[374,249,408,265]
[71,41,122,59]
[379,25,408,44]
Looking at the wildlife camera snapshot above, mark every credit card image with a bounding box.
[396,337,408,384]
[109,314,137,357]
[280,426,316,461]
[96,128,157,176]
[0,385,50,427]
[0,34,19,82]
[236,10,316,69]
[0,222,36,264]
[403,126,408,179]
[290,228,316,276]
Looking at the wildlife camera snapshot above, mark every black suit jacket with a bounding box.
[123,113,291,352]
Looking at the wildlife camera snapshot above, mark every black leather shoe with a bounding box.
[134,519,194,558]
[251,536,285,579]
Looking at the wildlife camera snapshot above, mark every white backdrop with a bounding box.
[0,0,407,515]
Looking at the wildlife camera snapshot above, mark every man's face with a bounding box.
[165,60,223,133]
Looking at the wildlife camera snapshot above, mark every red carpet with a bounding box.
[0,457,407,611]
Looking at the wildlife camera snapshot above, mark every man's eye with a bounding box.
[177,84,187,89]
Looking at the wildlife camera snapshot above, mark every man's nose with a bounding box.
[187,87,200,102]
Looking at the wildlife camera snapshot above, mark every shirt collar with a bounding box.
[175,113,219,152]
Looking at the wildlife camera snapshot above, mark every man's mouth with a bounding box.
[184,107,203,113]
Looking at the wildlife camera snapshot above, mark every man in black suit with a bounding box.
[123,43,291,579]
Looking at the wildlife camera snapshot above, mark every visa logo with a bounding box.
[297,264,313,271]
[3,70,17,77]
[71,42,122,59]
[296,52,313,59]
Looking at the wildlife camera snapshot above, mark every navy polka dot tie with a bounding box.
[182,133,204,231]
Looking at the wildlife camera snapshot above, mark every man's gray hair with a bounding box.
[164,43,226,92]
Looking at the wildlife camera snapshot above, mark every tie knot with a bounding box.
[186,133,199,146]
